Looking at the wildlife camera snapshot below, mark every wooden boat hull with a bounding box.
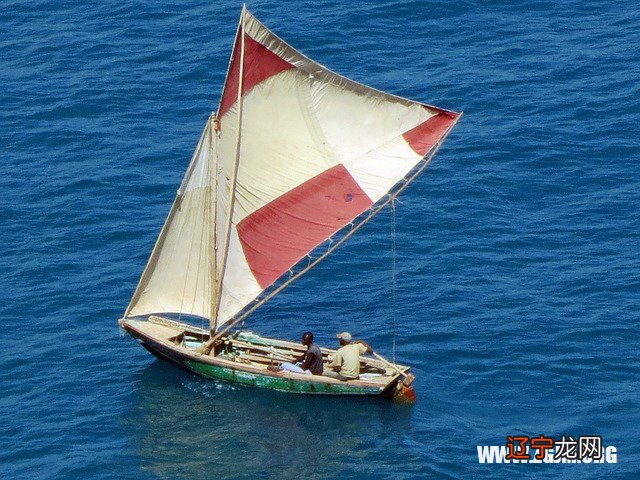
[143,340,384,396]
[120,317,409,399]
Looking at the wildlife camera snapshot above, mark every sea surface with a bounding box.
[1,1,639,479]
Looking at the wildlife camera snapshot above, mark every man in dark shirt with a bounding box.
[280,331,323,375]
[296,331,323,375]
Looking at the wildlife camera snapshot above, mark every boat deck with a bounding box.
[119,316,409,394]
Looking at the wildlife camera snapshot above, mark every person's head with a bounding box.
[336,332,352,346]
[301,331,314,346]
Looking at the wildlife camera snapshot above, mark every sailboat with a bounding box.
[119,6,461,402]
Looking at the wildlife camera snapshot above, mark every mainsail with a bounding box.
[125,7,461,331]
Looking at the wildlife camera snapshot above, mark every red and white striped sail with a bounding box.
[126,8,460,328]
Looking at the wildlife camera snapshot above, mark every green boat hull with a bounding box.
[140,335,389,397]
[185,359,380,395]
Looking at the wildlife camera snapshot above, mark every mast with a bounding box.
[211,4,246,333]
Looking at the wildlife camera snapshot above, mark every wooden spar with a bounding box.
[224,339,296,362]
[208,115,218,329]
[372,351,405,377]
[202,114,462,349]
[371,351,415,387]
[211,5,246,333]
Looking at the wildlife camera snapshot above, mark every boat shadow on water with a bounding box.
[123,360,414,479]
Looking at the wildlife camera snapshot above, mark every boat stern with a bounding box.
[391,373,417,404]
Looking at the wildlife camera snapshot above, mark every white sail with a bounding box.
[126,118,216,320]
[126,8,460,329]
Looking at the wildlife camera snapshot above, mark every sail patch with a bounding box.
[219,32,295,120]
[402,111,459,156]
[237,164,373,289]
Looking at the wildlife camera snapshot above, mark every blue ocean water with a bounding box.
[1,0,639,478]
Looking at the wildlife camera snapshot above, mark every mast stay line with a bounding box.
[201,114,462,352]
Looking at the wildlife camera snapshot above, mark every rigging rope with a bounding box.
[391,198,397,364]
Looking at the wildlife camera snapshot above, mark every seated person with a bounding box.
[279,332,323,375]
[325,332,372,380]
